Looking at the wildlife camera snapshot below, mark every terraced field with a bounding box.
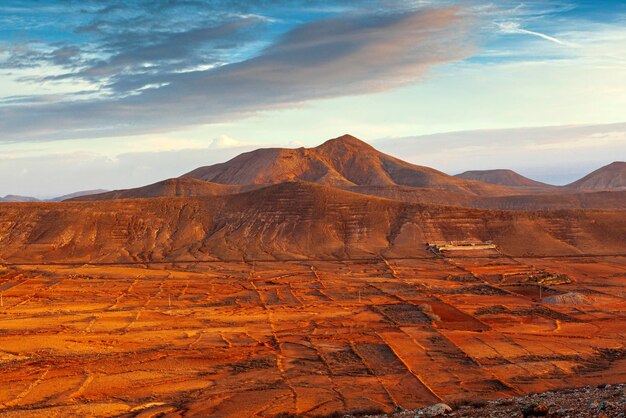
[0,256,624,417]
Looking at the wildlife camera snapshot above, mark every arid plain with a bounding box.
[0,136,624,417]
[0,256,625,417]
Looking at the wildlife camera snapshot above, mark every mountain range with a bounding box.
[4,136,623,202]
[72,135,625,210]
[0,134,623,263]
[0,189,108,203]
[455,163,625,191]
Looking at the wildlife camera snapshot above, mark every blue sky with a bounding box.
[0,0,624,197]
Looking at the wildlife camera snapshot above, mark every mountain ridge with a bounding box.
[3,136,624,211]
[57,135,626,210]
[182,134,512,195]
[71,178,245,201]
[0,181,623,264]
[455,169,553,188]
[564,161,625,191]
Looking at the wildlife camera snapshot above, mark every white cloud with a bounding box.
[527,130,626,151]
[209,135,243,149]
[496,21,575,46]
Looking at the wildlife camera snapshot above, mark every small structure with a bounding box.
[428,241,497,252]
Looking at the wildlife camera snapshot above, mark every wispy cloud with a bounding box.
[0,5,476,142]
[0,0,624,149]
[496,21,575,46]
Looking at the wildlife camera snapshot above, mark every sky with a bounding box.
[0,0,625,197]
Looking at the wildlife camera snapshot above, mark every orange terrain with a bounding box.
[0,135,624,417]
[0,255,624,417]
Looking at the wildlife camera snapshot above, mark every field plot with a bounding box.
[0,257,624,417]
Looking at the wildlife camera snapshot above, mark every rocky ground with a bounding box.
[358,383,626,418]
[1,259,625,417]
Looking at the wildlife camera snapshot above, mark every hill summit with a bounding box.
[182,134,499,194]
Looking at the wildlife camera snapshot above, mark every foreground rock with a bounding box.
[416,403,453,417]
[357,384,625,418]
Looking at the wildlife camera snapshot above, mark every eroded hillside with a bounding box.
[0,183,623,264]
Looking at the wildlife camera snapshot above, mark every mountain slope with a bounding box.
[50,189,109,202]
[71,178,243,201]
[182,134,511,195]
[348,186,626,210]
[455,169,552,188]
[0,182,623,264]
[565,161,626,191]
[475,190,626,210]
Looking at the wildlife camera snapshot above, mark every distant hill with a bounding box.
[565,161,626,191]
[3,136,625,213]
[58,135,625,211]
[1,190,109,202]
[50,189,109,202]
[182,134,508,195]
[455,169,552,188]
[0,195,39,202]
[70,178,242,201]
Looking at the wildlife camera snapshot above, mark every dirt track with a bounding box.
[0,256,624,417]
